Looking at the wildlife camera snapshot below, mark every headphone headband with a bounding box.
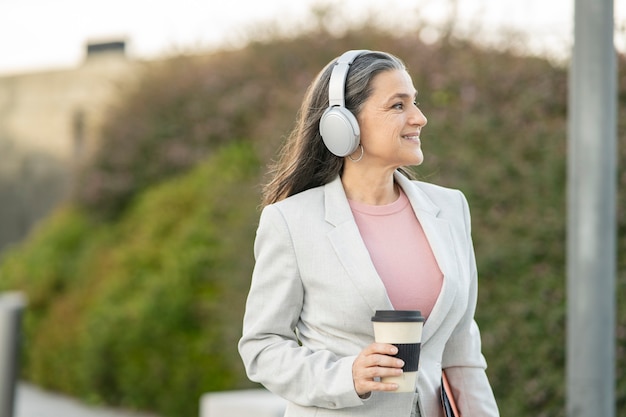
[328,50,370,107]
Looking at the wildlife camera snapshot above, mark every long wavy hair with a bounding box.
[262,50,415,206]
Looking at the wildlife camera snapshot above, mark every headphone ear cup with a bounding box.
[319,106,360,157]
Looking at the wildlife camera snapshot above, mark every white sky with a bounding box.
[0,0,624,76]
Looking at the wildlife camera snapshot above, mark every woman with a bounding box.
[238,50,499,416]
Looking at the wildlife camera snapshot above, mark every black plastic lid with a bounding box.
[371,310,425,322]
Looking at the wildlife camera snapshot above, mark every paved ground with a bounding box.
[14,383,286,417]
[15,383,160,417]
[200,389,286,417]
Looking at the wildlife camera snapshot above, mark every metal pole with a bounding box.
[0,292,27,417]
[567,0,616,416]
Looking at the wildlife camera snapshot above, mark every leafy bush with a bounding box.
[1,143,260,416]
[72,45,314,219]
[1,25,625,417]
[409,40,572,416]
[72,23,438,219]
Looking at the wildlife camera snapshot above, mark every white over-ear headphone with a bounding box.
[319,50,370,157]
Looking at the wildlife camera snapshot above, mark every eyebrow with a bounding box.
[386,92,418,102]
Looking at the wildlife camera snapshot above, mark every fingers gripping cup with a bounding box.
[371,310,425,392]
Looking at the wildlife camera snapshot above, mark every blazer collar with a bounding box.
[323,171,440,227]
[323,171,439,224]
[323,172,458,344]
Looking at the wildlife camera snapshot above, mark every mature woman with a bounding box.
[238,50,499,416]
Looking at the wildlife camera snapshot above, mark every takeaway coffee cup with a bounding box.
[371,310,425,392]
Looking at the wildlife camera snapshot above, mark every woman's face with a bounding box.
[356,69,427,169]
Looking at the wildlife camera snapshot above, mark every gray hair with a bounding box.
[262,51,409,206]
[342,51,407,117]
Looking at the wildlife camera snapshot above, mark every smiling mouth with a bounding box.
[402,134,420,141]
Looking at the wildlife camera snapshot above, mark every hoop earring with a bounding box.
[347,144,364,162]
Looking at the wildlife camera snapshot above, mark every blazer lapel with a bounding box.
[323,173,460,344]
[394,173,459,345]
[324,176,393,312]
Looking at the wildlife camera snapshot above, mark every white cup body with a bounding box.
[372,321,423,344]
[372,319,424,392]
[380,371,419,392]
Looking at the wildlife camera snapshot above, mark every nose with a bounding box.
[410,106,427,127]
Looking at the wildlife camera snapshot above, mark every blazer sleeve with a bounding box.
[442,191,500,416]
[238,204,364,409]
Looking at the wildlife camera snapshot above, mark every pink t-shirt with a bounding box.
[349,189,443,318]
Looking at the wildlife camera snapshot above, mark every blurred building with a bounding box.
[0,40,138,252]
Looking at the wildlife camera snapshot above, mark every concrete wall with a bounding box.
[0,42,139,252]
[200,390,287,417]
[0,142,67,251]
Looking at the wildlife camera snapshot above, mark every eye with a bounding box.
[413,101,420,107]
[392,102,404,110]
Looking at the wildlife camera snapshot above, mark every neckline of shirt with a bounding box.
[348,188,409,216]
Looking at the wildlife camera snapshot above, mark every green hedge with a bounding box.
[1,143,260,416]
[0,25,624,417]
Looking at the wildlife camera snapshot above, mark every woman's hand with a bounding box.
[352,342,405,397]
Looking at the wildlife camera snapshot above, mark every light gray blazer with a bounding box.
[238,172,499,416]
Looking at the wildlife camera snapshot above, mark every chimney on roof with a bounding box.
[84,40,127,61]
